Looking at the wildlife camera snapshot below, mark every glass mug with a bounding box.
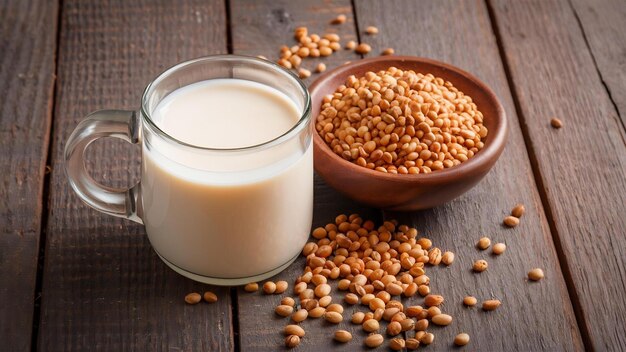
[65,55,313,285]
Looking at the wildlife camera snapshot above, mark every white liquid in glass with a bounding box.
[141,79,313,278]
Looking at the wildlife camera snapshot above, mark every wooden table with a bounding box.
[1,0,625,350]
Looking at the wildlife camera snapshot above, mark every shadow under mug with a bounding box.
[64,55,314,285]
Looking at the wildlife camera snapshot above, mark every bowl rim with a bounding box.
[309,55,508,184]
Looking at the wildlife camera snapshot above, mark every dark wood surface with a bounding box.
[38,1,232,351]
[1,0,624,351]
[489,0,626,350]
[0,0,58,350]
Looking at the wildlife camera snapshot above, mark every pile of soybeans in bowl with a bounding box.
[314,67,488,174]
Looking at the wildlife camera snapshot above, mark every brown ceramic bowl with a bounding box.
[310,56,507,210]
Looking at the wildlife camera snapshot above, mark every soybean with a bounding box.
[492,243,506,255]
[504,216,520,227]
[528,268,545,281]
[262,281,276,294]
[203,291,217,303]
[454,333,470,346]
[284,325,305,337]
[244,283,258,292]
[473,259,488,272]
[285,335,300,348]
[364,333,384,348]
[184,293,201,305]
[511,203,525,218]
[482,299,501,311]
[334,330,352,342]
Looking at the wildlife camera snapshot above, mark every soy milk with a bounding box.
[141,79,313,279]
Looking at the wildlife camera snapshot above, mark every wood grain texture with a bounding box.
[230,0,360,85]
[354,0,584,350]
[569,0,626,127]
[39,1,232,351]
[229,1,383,350]
[0,0,58,350]
[489,0,626,350]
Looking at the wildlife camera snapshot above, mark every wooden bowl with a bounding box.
[310,56,508,210]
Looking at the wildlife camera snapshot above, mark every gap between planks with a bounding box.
[30,0,64,350]
[566,0,625,133]
[223,1,242,350]
[349,0,363,48]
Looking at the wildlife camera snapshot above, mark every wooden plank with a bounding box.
[570,0,626,127]
[230,0,360,85]
[489,0,626,350]
[229,1,385,350]
[353,0,584,350]
[0,0,58,350]
[39,1,233,350]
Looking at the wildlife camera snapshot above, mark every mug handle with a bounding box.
[64,110,143,224]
